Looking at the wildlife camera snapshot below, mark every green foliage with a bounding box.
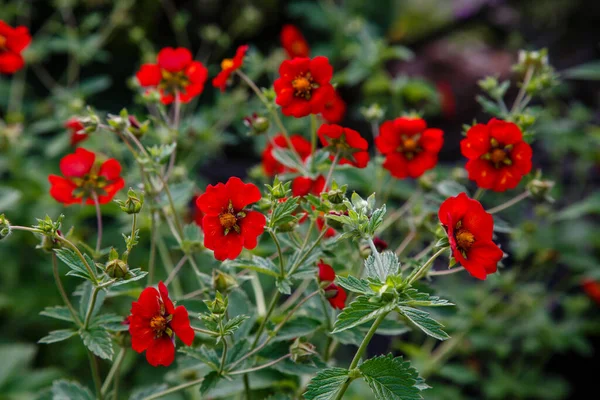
[359,354,424,400]
[332,295,398,333]
[397,307,450,341]
[38,329,78,344]
[51,380,94,400]
[79,327,114,360]
[304,368,349,400]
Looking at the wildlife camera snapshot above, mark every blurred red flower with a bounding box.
[66,118,87,147]
[129,281,194,367]
[461,119,532,192]
[438,193,503,280]
[376,117,444,179]
[262,134,312,176]
[212,45,249,91]
[274,56,335,118]
[316,260,346,309]
[48,148,125,205]
[582,279,600,305]
[321,90,346,124]
[292,175,325,197]
[316,215,336,238]
[318,124,370,168]
[196,177,266,260]
[280,24,310,58]
[0,21,31,74]
[136,47,208,105]
[317,260,335,282]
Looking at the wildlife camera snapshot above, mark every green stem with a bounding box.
[51,254,82,326]
[310,114,318,171]
[142,377,205,400]
[473,188,485,200]
[101,347,126,396]
[87,350,103,400]
[230,354,291,375]
[158,175,184,238]
[83,286,101,329]
[219,335,228,375]
[55,236,98,285]
[487,191,530,214]
[251,291,281,348]
[408,247,449,285]
[324,152,340,189]
[268,230,285,277]
[333,313,388,400]
[148,212,158,285]
[511,65,534,114]
[92,192,103,255]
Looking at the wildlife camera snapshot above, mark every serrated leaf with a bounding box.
[304,368,349,400]
[223,315,250,336]
[54,248,93,281]
[398,289,454,307]
[80,328,114,360]
[179,345,220,370]
[77,282,105,320]
[336,275,374,295]
[332,296,397,333]
[272,148,307,174]
[200,371,221,394]
[38,329,78,344]
[90,313,125,328]
[271,197,300,227]
[276,277,292,294]
[364,251,400,282]
[51,380,94,400]
[40,306,75,322]
[358,354,423,400]
[110,268,148,287]
[368,205,386,234]
[275,316,322,342]
[128,384,168,400]
[222,256,280,277]
[397,307,449,341]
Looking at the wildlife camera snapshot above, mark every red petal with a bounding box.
[282,99,312,118]
[212,69,231,91]
[309,56,333,84]
[48,175,79,205]
[510,141,533,175]
[382,153,409,179]
[393,117,427,135]
[406,152,437,178]
[59,148,95,178]
[420,128,444,153]
[238,210,266,249]
[438,192,473,228]
[466,159,498,190]
[3,25,31,53]
[157,47,192,72]
[197,182,229,216]
[489,119,523,145]
[158,281,174,315]
[0,51,25,74]
[376,121,402,154]
[343,127,368,151]
[98,159,122,181]
[318,261,335,282]
[131,286,161,319]
[171,306,195,346]
[97,178,125,204]
[225,177,262,211]
[461,124,490,159]
[129,316,155,353]
[136,64,161,87]
[145,336,175,367]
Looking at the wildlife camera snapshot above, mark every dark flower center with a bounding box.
[150,315,168,336]
[482,139,513,168]
[219,201,246,235]
[397,135,422,160]
[0,35,6,50]
[455,228,475,251]
[292,73,317,99]
[219,212,237,229]
[221,58,234,70]
[159,70,190,94]
[70,168,111,200]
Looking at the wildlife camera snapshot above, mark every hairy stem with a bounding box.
[92,192,103,255]
[51,254,82,326]
[487,191,530,214]
[142,377,204,400]
[324,152,340,190]
[87,351,103,400]
[408,247,449,285]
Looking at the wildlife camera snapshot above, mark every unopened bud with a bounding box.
[360,104,385,123]
[212,270,238,293]
[244,113,270,135]
[290,338,317,362]
[105,258,129,278]
[204,292,228,315]
[127,115,149,138]
[0,214,10,239]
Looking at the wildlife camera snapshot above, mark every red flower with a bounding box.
[48,148,125,205]
[316,215,336,238]
[582,279,600,305]
[129,281,194,367]
[317,260,335,282]
[191,195,204,229]
[197,177,266,260]
[324,284,347,309]
[376,117,443,179]
[136,47,208,105]
[318,124,370,168]
[438,193,503,280]
[0,21,31,74]
[262,134,312,176]
[373,237,388,252]
[292,175,325,197]
[66,118,87,146]
[280,24,310,58]
[274,56,335,118]
[461,119,533,192]
[321,91,346,124]
[212,45,249,92]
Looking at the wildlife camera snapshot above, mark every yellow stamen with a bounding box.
[219,212,237,229]
[490,148,507,164]
[403,137,418,152]
[221,58,234,70]
[150,315,167,335]
[456,228,475,251]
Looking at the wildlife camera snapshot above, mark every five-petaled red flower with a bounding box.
[129,281,194,367]
[280,24,310,59]
[376,117,444,179]
[438,193,503,280]
[316,260,346,309]
[0,21,31,74]
[461,118,532,192]
[321,90,346,124]
[292,175,325,197]
[48,148,125,205]
[212,45,249,92]
[197,177,266,260]
[274,56,335,118]
[66,118,87,147]
[136,47,208,105]
[318,124,370,168]
[262,134,312,176]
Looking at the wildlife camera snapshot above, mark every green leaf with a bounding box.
[272,148,307,174]
[304,368,349,400]
[358,354,423,400]
[129,384,168,400]
[435,180,469,198]
[54,248,94,281]
[223,315,250,336]
[553,192,600,221]
[564,61,600,80]
[179,346,221,370]
[90,313,125,329]
[200,371,221,394]
[397,307,449,341]
[364,251,400,282]
[79,328,114,360]
[271,197,301,227]
[77,282,106,320]
[0,344,36,387]
[368,205,387,234]
[222,256,280,277]
[336,275,374,295]
[275,316,322,342]
[110,268,148,287]
[276,277,292,294]
[332,296,397,333]
[51,380,94,400]
[398,289,454,307]
[38,329,77,344]
[40,306,75,322]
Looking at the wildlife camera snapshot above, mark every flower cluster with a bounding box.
[0,20,30,74]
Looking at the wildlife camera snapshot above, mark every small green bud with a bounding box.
[244,113,270,135]
[115,188,144,214]
[127,115,149,138]
[0,214,11,239]
[204,292,228,315]
[105,258,128,278]
[212,270,238,293]
[360,103,385,123]
[527,170,554,202]
[290,338,317,362]
[478,76,498,92]
[417,171,436,191]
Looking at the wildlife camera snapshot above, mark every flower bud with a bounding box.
[516,49,549,74]
[0,214,10,239]
[115,188,144,214]
[127,115,149,138]
[204,292,228,315]
[244,113,270,135]
[105,259,129,278]
[212,270,238,293]
[290,338,317,362]
[360,103,385,123]
[327,188,345,204]
[417,171,436,191]
[527,171,554,202]
[478,76,498,92]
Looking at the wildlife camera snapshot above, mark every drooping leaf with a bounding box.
[179,345,221,370]
[332,296,397,333]
[40,306,75,322]
[397,307,449,341]
[223,315,250,336]
[200,371,221,394]
[358,354,423,400]
[38,329,78,344]
[79,327,114,360]
[51,380,94,400]
[304,368,349,400]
